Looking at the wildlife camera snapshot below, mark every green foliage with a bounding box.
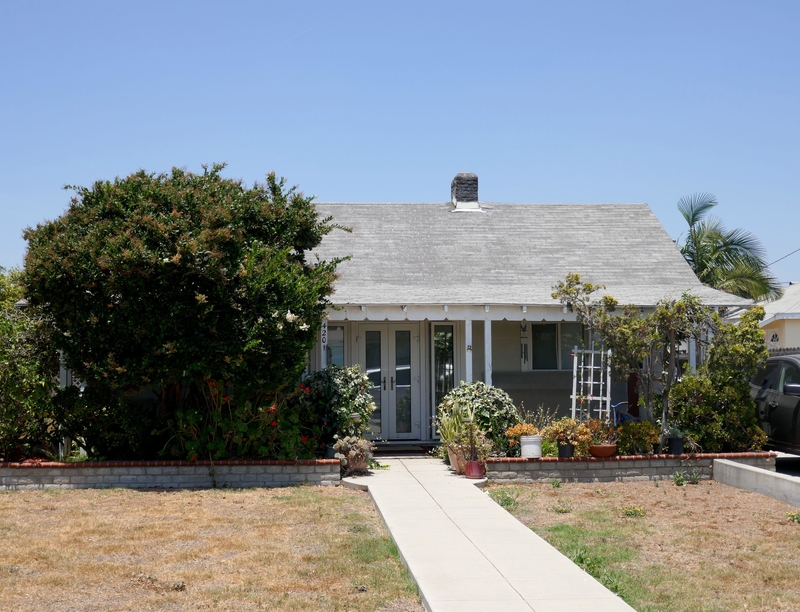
[541,438,558,457]
[22,165,344,459]
[166,382,328,461]
[437,381,520,454]
[543,417,593,454]
[672,471,687,486]
[0,268,58,461]
[487,486,521,511]
[290,365,376,446]
[621,506,646,518]
[670,306,769,453]
[677,192,782,301]
[617,421,660,455]
[452,422,493,461]
[706,306,769,381]
[552,273,714,427]
[787,512,800,524]
[51,385,162,460]
[0,267,24,311]
[669,374,767,452]
[332,435,375,472]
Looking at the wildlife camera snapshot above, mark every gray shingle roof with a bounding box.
[312,202,750,308]
[760,282,800,318]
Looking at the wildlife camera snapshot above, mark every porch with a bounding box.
[311,304,628,443]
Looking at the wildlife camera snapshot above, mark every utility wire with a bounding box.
[768,246,800,266]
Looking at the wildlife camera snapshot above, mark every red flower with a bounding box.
[222,396,230,402]
[270,420,277,427]
[299,383,305,390]
[208,381,218,387]
[304,387,310,394]
[301,436,308,443]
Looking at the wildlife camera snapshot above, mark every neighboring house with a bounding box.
[311,173,749,443]
[758,282,800,351]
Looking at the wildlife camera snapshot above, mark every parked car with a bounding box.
[750,355,800,453]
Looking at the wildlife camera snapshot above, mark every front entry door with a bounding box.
[359,323,421,440]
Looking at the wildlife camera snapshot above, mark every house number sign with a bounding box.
[320,319,328,367]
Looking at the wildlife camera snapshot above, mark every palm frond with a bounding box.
[677,192,717,227]
[677,193,780,301]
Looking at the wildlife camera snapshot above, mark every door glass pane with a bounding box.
[395,330,412,434]
[326,325,345,367]
[365,330,382,435]
[434,325,455,407]
[560,323,583,370]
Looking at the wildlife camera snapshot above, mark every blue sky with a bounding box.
[2,1,798,283]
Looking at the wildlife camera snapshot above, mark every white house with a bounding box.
[311,173,748,444]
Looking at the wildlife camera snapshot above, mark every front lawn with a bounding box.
[488,480,800,612]
[0,486,422,612]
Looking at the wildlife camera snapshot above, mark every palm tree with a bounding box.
[677,192,782,301]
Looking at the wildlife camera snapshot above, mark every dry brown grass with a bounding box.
[0,485,422,612]
[493,479,800,612]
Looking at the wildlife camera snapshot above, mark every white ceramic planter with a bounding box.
[520,435,543,459]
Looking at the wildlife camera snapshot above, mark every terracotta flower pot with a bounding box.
[464,460,485,479]
[447,447,466,475]
[589,444,617,458]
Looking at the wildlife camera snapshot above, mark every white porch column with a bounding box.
[688,337,697,374]
[465,320,473,383]
[484,319,492,387]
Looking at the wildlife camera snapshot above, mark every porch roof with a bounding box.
[312,202,751,309]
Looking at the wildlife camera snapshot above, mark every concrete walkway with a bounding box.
[344,457,635,612]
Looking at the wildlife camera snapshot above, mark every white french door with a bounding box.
[359,323,421,440]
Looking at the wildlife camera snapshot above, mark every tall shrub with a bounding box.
[0,268,58,460]
[670,306,768,452]
[23,165,345,459]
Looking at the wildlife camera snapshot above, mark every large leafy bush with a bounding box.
[437,382,520,454]
[22,165,344,459]
[290,365,376,446]
[670,307,768,452]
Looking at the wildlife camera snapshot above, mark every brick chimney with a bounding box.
[451,173,480,210]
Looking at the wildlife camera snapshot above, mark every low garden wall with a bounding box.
[0,459,341,491]
[486,452,776,484]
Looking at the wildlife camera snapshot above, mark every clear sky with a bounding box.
[2,1,798,283]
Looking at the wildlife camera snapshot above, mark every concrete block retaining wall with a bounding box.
[713,458,800,507]
[0,459,341,490]
[486,452,776,484]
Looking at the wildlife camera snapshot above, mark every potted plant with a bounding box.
[437,411,466,474]
[505,423,542,458]
[333,435,376,474]
[456,418,492,479]
[586,418,619,457]
[544,417,592,458]
[665,424,685,455]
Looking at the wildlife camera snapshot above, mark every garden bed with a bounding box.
[488,478,800,612]
[486,452,776,483]
[0,458,341,491]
